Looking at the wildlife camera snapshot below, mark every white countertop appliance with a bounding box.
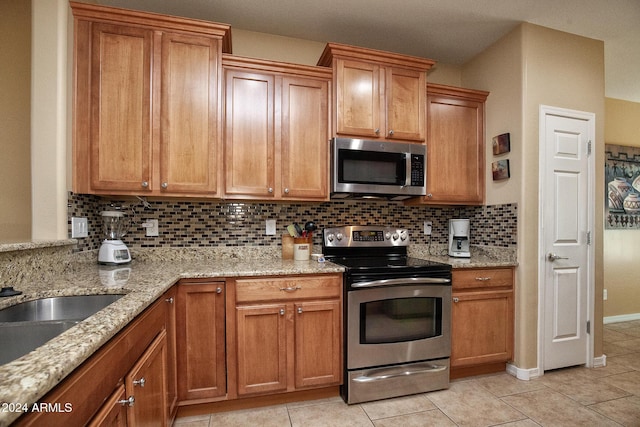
[448,218,470,258]
[98,210,131,265]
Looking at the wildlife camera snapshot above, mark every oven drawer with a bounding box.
[236,274,341,303]
[452,268,513,290]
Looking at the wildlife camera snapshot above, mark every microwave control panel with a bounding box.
[410,154,425,186]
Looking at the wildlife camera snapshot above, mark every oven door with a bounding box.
[347,282,451,370]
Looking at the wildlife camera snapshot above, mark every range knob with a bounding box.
[385,232,392,240]
[392,232,399,241]
[400,231,408,241]
[327,233,335,242]
[336,233,344,241]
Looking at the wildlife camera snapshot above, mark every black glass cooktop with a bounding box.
[327,256,451,272]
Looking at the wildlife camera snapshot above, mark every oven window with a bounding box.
[360,297,442,344]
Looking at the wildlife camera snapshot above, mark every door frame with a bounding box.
[537,104,596,373]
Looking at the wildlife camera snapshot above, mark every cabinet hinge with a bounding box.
[587,231,592,245]
[587,320,591,334]
[587,140,592,156]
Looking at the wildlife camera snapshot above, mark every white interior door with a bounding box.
[539,106,594,371]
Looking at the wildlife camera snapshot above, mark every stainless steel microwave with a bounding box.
[331,138,426,200]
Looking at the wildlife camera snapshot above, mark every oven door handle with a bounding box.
[351,277,451,288]
[352,363,448,383]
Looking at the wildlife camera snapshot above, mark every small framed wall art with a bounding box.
[492,133,511,155]
[492,159,510,181]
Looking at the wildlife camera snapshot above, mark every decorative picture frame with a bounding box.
[492,133,511,155]
[605,144,640,229]
[492,159,510,181]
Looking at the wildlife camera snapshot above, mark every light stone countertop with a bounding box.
[0,245,516,426]
[0,258,343,426]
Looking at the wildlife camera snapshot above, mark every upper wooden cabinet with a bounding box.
[222,56,331,201]
[408,83,489,205]
[317,43,434,142]
[71,2,230,197]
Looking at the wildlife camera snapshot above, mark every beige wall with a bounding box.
[0,0,32,242]
[462,23,605,370]
[604,98,640,319]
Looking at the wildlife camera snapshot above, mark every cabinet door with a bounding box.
[87,385,127,427]
[294,300,342,388]
[335,59,382,138]
[281,76,329,200]
[89,23,153,192]
[386,68,425,141]
[451,290,514,368]
[224,70,275,198]
[176,282,226,401]
[126,330,168,427]
[160,33,221,195]
[236,304,288,395]
[425,94,485,204]
[162,288,177,421]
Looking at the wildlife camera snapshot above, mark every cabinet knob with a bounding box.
[453,297,459,303]
[297,307,303,314]
[118,396,135,407]
[165,297,174,304]
[388,129,394,136]
[427,193,433,198]
[216,287,223,294]
[133,377,146,387]
[374,128,380,135]
[161,182,168,189]
[268,187,274,193]
[279,308,285,315]
[284,188,289,194]
[141,181,149,188]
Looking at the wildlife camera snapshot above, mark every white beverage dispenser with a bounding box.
[448,219,470,258]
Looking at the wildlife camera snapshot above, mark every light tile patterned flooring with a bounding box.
[174,320,640,427]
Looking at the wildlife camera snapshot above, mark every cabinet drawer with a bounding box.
[236,274,341,303]
[452,268,513,290]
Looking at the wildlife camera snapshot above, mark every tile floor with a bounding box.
[174,320,640,427]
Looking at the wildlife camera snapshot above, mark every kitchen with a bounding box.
[1,0,639,425]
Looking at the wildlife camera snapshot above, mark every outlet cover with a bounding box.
[424,221,432,235]
[266,219,277,235]
[71,217,88,238]
[145,219,159,237]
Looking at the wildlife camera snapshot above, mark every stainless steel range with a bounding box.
[323,225,452,404]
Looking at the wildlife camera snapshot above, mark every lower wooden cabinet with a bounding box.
[451,267,515,379]
[176,279,227,402]
[16,289,175,427]
[233,275,342,396]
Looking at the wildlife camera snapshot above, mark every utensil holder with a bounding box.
[293,236,312,261]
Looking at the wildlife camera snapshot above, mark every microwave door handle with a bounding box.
[404,154,411,187]
[351,277,451,288]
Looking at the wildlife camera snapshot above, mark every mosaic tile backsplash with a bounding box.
[68,192,517,253]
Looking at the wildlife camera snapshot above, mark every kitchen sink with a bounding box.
[0,320,80,365]
[0,294,124,322]
[0,294,124,365]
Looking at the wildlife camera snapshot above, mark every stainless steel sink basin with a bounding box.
[0,320,80,365]
[0,294,124,365]
[0,294,124,322]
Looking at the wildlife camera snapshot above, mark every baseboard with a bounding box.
[506,363,540,380]
[593,354,607,368]
[604,313,640,324]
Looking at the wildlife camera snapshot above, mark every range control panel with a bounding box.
[323,226,409,248]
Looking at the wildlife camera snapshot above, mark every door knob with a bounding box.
[548,253,569,261]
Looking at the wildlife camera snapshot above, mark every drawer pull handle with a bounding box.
[118,396,135,407]
[280,286,301,292]
[133,377,146,387]
[475,277,491,281]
